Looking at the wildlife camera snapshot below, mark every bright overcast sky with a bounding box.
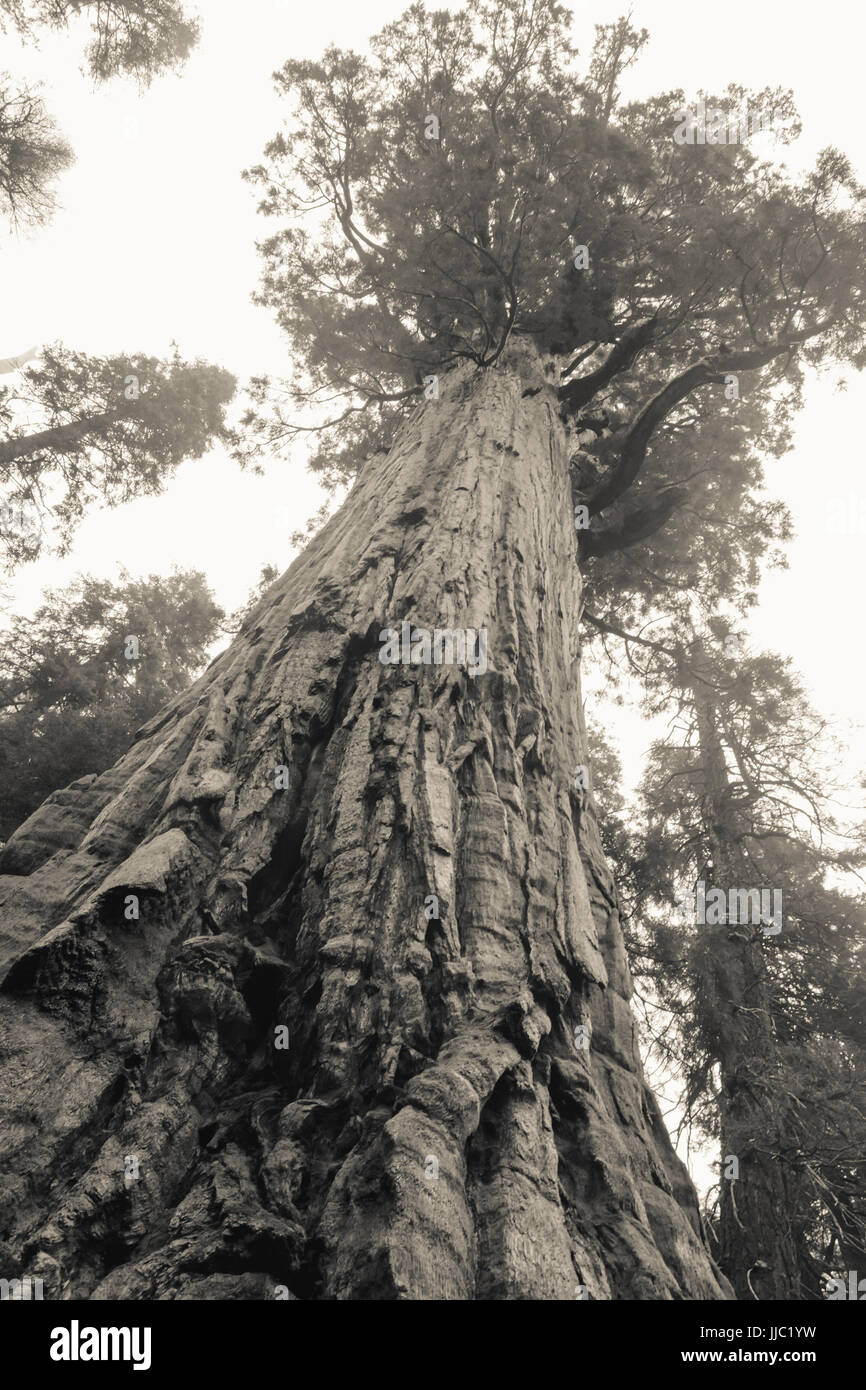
[2,0,865,774]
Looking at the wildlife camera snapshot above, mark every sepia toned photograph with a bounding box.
[0,0,864,1358]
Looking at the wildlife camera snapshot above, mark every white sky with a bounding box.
[2,0,865,1196]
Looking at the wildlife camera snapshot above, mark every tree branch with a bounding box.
[580,484,689,558]
[582,606,679,656]
[586,320,832,516]
[558,314,658,408]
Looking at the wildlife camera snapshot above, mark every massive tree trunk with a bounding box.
[0,342,730,1301]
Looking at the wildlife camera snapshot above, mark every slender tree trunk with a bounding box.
[689,666,800,1300]
[0,410,128,467]
[0,342,729,1301]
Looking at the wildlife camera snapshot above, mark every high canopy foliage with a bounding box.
[0,567,223,841]
[0,346,236,568]
[0,0,200,83]
[245,0,866,633]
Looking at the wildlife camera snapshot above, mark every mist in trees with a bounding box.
[0,77,72,228]
[0,1,201,232]
[241,5,863,509]
[0,1,200,84]
[0,568,224,844]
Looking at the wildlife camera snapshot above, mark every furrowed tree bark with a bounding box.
[0,341,730,1301]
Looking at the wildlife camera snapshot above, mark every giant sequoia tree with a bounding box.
[1,1,865,1301]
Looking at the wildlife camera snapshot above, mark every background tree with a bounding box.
[0,0,200,83]
[0,76,72,228]
[588,618,866,1299]
[0,568,224,844]
[0,346,237,567]
[0,0,199,239]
